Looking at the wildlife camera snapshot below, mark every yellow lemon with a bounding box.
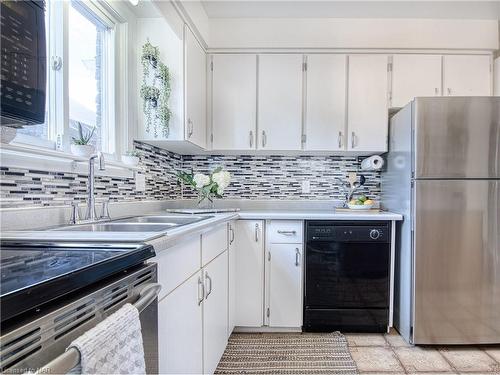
[364,199,374,205]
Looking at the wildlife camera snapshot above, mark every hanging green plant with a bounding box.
[141,40,159,74]
[140,40,172,138]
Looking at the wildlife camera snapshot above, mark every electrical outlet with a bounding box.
[135,173,146,192]
[301,180,311,194]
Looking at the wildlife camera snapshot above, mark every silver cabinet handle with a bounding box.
[338,131,343,149]
[197,276,204,305]
[351,131,356,149]
[262,130,267,148]
[295,248,300,266]
[447,88,451,95]
[230,225,235,244]
[255,223,259,242]
[249,130,253,148]
[187,119,193,137]
[277,230,296,235]
[205,272,213,299]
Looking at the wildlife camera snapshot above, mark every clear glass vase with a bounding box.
[197,193,215,210]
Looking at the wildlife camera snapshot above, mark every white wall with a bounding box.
[208,18,498,50]
[136,17,184,141]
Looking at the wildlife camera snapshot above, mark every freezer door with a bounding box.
[413,97,500,179]
[413,179,500,344]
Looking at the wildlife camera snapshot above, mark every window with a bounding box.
[15,0,118,156]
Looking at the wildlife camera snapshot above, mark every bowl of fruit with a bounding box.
[348,195,374,210]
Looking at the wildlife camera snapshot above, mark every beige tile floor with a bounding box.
[347,330,500,374]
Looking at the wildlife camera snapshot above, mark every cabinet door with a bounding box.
[305,54,347,151]
[347,55,389,152]
[391,55,442,108]
[227,222,236,337]
[212,55,257,150]
[443,55,491,96]
[158,271,203,374]
[185,26,207,148]
[235,220,265,327]
[203,252,228,375]
[258,55,303,150]
[268,244,303,328]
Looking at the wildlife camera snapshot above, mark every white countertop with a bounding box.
[1,209,402,245]
[238,209,402,221]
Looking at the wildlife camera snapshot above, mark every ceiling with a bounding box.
[199,1,500,19]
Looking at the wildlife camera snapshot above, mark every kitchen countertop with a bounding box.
[1,209,402,245]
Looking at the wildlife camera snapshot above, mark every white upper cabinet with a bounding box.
[184,26,207,148]
[347,55,389,152]
[443,55,491,96]
[211,54,257,150]
[391,55,442,108]
[305,55,347,151]
[258,55,303,150]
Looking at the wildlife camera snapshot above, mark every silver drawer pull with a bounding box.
[295,248,300,266]
[205,272,213,299]
[277,230,296,235]
[198,276,204,305]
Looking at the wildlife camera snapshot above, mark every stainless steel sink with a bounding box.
[54,223,175,232]
[112,215,210,225]
[52,214,213,232]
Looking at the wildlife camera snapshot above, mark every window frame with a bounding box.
[13,0,122,160]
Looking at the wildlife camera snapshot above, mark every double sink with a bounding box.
[52,214,212,233]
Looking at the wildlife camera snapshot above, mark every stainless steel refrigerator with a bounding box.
[381,97,500,345]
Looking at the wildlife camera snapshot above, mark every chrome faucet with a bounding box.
[84,152,105,221]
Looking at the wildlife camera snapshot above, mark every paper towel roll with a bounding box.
[361,155,385,171]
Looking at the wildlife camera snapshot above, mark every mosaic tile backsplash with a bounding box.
[0,141,380,207]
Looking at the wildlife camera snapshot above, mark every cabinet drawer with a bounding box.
[202,224,228,266]
[154,235,201,300]
[267,220,303,243]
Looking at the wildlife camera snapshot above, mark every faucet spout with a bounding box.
[85,152,105,221]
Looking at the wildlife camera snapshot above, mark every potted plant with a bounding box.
[70,122,95,157]
[141,40,159,71]
[140,85,160,108]
[122,150,141,166]
[177,167,231,208]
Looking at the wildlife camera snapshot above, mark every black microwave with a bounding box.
[1,0,46,126]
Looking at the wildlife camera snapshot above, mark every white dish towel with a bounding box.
[68,303,146,374]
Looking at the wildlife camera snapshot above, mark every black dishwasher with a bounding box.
[304,221,390,333]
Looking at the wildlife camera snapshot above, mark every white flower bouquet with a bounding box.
[177,167,231,206]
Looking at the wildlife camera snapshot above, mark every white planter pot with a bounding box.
[1,127,17,144]
[70,144,95,158]
[121,155,140,167]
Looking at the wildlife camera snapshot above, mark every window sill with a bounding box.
[0,143,141,178]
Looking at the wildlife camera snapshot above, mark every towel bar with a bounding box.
[33,283,161,375]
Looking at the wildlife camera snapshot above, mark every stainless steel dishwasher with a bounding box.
[0,242,160,374]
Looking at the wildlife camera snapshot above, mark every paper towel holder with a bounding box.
[357,155,386,172]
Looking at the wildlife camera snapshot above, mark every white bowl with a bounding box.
[70,144,95,158]
[122,155,140,166]
[348,203,374,210]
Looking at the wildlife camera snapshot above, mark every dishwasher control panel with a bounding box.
[307,221,390,242]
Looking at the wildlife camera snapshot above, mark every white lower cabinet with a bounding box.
[227,221,237,337]
[235,220,265,327]
[267,244,303,328]
[158,271,203,375]
[203,252,229,374]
